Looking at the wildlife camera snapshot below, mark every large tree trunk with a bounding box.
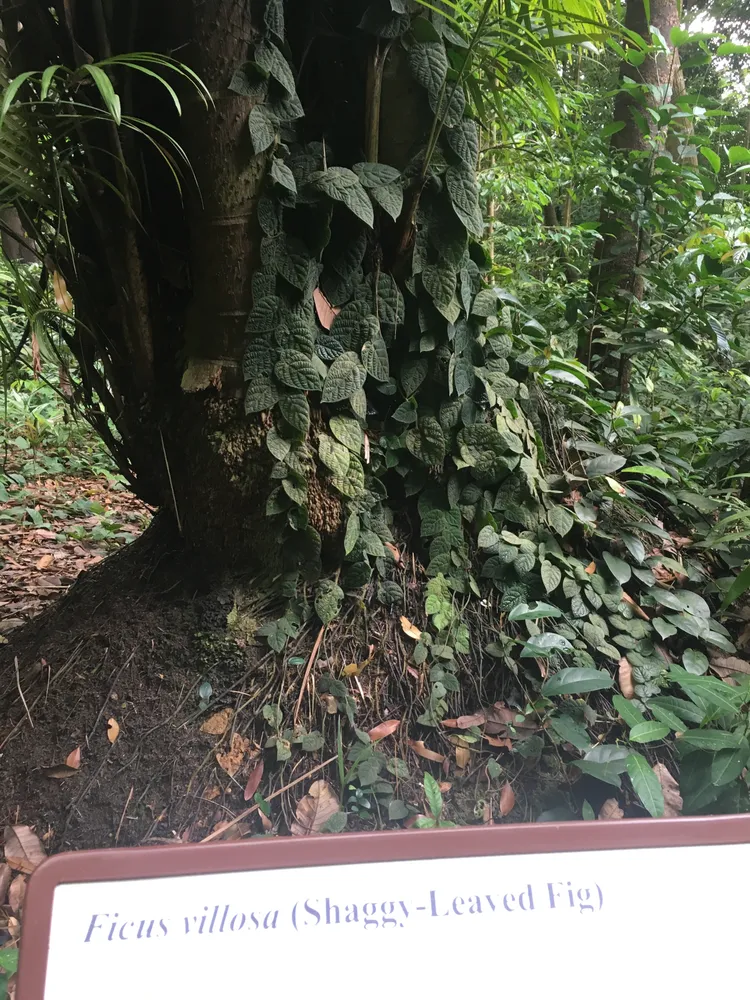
[580,0,687,394]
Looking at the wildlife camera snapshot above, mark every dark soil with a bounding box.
[0,513,572,855]
[0,515,283,851]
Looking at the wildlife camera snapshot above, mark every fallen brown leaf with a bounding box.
[3,826,46,875]
[36,554,54,571]
[652,763,682,817]
[368,719,400,741]
[483,735,513,749]
[204,785,221,801]
[216,732,250,777]
[65,746,81,769]
[106,717,120,743]
[585,560,596,574]
[200,707,233,736]
[290,780,340,836]
[710,654,750,677]
[243,761,264,802]
[499,782,515,817]
[385,542,401,563]
[438,781,452,793]
[407,739,445,764]
[41,763,80,780]
[621,591,650,621]
[313,287,339,330]
[618,656,634,699]
[400,616,422,641]
[0,863,11,904]
[598,798,624,820]
[259,810,273,833]
[455,741,471,769]
[8,876,26,914]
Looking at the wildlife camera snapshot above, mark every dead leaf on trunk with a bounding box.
[216,732,250,777]
[200,707,233,735]
[106,717,120,743]
[652,763,682,817]
[243,761,264,802]
[499,782,515,817]
[598,798,624,820]
[407,739,445,763]
[621,591,650,621]
[8,876,26,914]
[3,826,46,875]
[400,616,422,640]
[290,780,340,836]
[52,270,73,313]
[313,288,339,330]
[618,656,634,699]
[368,719,400,741]
[65,746,81,769]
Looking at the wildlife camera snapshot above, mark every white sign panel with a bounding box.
[37,840,750,998]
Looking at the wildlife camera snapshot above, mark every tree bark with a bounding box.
[581,0,687,393]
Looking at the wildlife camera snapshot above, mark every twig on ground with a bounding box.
[115,785,134,845]
[200,754,337,843]
[15,656,34,729]
[293,625,325,725]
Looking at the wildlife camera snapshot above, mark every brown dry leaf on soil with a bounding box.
[407,739,445,764]
[216,733,250,777]
[204,785,221,802]
[618,657,635,699]
[36,553,54,571]
[65,746,81,769]
[3,826,46,875]
[0,863,11,903]
[291,780,340,836]
[400,616,422,640]
[710,654,750,679]
[200,707,233,736]
[598,798,624,820]
[41,763,80,780]
[368,719,400,741]
[652,763,682,817]
[243,761,264,802]
[320,694,338,715]
[455,742,471,770]
[106,717,120,743]
[484,735,513,749]
[499,782,515,817]
[8,876,26,914]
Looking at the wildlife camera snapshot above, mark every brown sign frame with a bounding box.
[17,814,750,999]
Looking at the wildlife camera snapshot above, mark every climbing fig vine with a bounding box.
[236,0,748,818]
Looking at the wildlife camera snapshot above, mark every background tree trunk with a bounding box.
[580,0,686,394]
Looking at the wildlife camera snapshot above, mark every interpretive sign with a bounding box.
[18,816,750,999]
